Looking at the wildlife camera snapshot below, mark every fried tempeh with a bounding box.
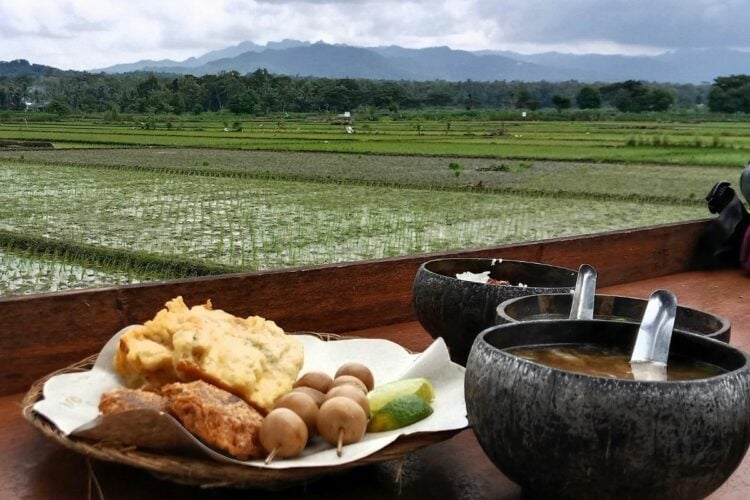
[161,380,264,460]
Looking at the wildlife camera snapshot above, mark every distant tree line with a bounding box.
[707,75,750,113]
[0,61,728,116]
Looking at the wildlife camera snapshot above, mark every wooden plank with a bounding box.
[0,393,520,500]
[0,220,711,395]
[4,300,750,499]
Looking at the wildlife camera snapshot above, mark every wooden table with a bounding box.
[1,221,749,499]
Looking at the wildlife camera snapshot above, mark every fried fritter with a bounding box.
[113,297,191,387]
[99,386,167,415]
[171,312,304,412]
[113,296,304,412]
[162,380,264,460]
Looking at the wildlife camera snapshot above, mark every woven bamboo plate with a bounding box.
[22,335,463,490]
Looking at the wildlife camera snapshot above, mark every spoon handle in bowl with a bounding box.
[631,290,677,367]
[569,264,597,320]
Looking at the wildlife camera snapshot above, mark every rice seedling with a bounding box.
[0,247,157,296]
[0,160,706,281]
[2,116,750,165]
[0,148,732,204]
[1,113,732,297]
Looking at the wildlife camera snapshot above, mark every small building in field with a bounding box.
[333,111,353,125]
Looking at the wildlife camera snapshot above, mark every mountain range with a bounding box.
[17,40,750,84]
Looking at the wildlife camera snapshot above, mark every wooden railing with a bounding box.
[0,220,711,396]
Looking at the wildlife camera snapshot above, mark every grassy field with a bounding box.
[0,148,734,204]
[1,112,742,297]
[0,161,706,272]
[2,115,750,166]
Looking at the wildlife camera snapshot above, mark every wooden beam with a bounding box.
[0,220,711,395]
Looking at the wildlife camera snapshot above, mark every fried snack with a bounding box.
[113,298,190,387]
[113,296,304,412]
[170,314,304,413]
[99,387,167,415]
[162,380,264,460]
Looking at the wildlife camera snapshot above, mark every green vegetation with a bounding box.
[2,114,750,166]
[600,81,674,112]
[0,229,234,277]
[2,60,747,300]
[0,247,161,296]
[576,86,602,109]
[708,75,750,113]
[0,68,711,114]
[0,158,706,296]
[0,111,741,298]
[0,148,727,203]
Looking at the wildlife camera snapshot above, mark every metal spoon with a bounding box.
[569,264,597,320]
[630,290,677,381]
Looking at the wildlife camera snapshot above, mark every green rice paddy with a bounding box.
[0,113,741,297]
[2,115,750,165]
[0,246,156,296]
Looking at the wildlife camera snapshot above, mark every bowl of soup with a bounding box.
[465,320,750,500]
[412,258,577,365]
[496,293,731,342]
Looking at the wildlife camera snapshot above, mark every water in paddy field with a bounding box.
[0,248,148,296]
[0,161,708,295]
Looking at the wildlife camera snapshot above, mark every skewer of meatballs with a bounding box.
[261,362,374,462]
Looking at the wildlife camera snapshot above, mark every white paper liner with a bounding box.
[33,327,467,469]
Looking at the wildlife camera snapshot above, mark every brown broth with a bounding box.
[506,344,726,380]
[524,313,568,321]
[523,313,633,322]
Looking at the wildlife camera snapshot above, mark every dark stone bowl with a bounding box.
[412,258,577,365]
[465,320,750,500]
[496,293,731,342]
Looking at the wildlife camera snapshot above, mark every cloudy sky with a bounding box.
[1,0,749,70]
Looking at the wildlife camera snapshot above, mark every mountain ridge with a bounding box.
[0,59,66,77]
[10,40,750,84]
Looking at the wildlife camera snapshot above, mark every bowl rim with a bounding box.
[472,319,749,385]
[418,258,577,288]
[495,292,731,339]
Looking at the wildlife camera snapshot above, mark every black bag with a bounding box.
[703,178,749,267]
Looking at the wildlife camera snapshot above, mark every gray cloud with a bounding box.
[475,0,750,49]
[252,0,375,3]
[63,17,110,34]
[0,22,70,40]
[0,0,748,70]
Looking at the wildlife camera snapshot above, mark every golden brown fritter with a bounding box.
[113,298,190,388]
[98,386,167,415]
[161,380,264,460]
[113,296,304,412]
